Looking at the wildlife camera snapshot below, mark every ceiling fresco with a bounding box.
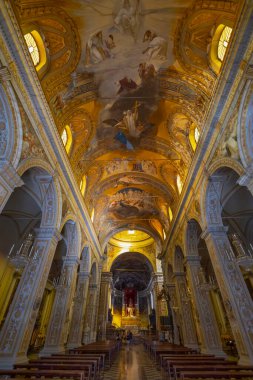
[13,0,239,257]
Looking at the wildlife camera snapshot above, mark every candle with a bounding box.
[7,244,14,258]
[28,245,34,257]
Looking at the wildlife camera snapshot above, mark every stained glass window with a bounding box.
[218,26,232,61]
[24,33,40,66]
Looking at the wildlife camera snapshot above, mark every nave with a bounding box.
[103,342,162,380]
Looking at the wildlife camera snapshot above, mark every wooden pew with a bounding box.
[0,368,86,380]
[28,358,99,379]
[181,370,253,379]
[173,364,253,380]
[51,353,105,370]
[164,359,232,379]
[15,362,93,380]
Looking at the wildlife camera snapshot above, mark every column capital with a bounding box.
[237,167,253,195]
[0,66,11,83]
[63,256,80,266]
[78,271,90,279]
[201,225,228,240]
[184,255,201,265]
[100,272,113,285]
[34,227,62,242]
[173,272,185,279]
[0,160,23,189]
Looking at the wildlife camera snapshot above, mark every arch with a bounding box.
[101,225,162,253]
[60,217,81,258]
[17,158,62,229]
[238,80,253,168]
[0,82,22,168]
[200,159,245,229]
[81,243,91,273]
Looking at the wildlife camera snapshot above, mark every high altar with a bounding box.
[121,285,140,330]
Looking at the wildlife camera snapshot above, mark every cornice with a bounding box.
[0,0,102,260]
[162,1,253,258]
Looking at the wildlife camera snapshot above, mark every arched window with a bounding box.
[209,24,233,74]
[91,208,95,223]
[80,176,87,196]
[218,26,233,62]
[177,174,183,194]
[189,123,200,151]
[61,125,72,155]
[24,30,47,72]
[168,207,173,222]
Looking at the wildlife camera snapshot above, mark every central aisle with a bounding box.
[104,342,162,380]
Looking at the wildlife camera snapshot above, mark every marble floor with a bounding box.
[103,343,162,380]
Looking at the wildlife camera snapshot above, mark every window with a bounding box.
[24,30,47,72]
[194,127,200,144]
[218,26,232,61]
[61,128,68,147]
[61,125,72,154]
[91,208,95,223]
[24,33,40,66]
[168,207,173,222]
[80,176,87,196]
[189,123,200,151]
[177,175,183,194]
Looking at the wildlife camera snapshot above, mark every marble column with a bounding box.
[185,256,225,356]
[0,227,61,368]
[152,273,163,332]
[97,272,112,341]
[84,284,99,343]
[90,268,102,342]
[41,256,79,355]
[203,226,253,364]
[174,273,199,349]
[166,283,180,344]
[67,270,90,349]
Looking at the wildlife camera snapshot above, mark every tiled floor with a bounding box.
[103,343,162,380]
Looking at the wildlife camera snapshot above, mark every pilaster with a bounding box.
[97,272,112,341]
[41,255,79,355]
[0,228,61,368]
[67,271,90,348]
[174,272,199,349]
[202,226,253,365]
[185,256,225,356]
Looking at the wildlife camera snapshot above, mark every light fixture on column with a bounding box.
[229,233,253,268]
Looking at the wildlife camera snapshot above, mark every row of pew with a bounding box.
[0,340,120,380]
[143,338,253,380]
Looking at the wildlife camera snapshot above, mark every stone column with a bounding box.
[166,283,180,344]
[237,164,253,196]
[97,272,112,341]
[203,226,253,364]
[67,270,90,349]
[185,256,224,356]
[41,256,79,355]
[84,284,99,343]
[0,161,23,213]
[152,273,164,333]
[174,273,199,349]
[90,268,102,342]
[0,228,61,368]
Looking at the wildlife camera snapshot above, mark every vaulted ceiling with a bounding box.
[12,0,240,249]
